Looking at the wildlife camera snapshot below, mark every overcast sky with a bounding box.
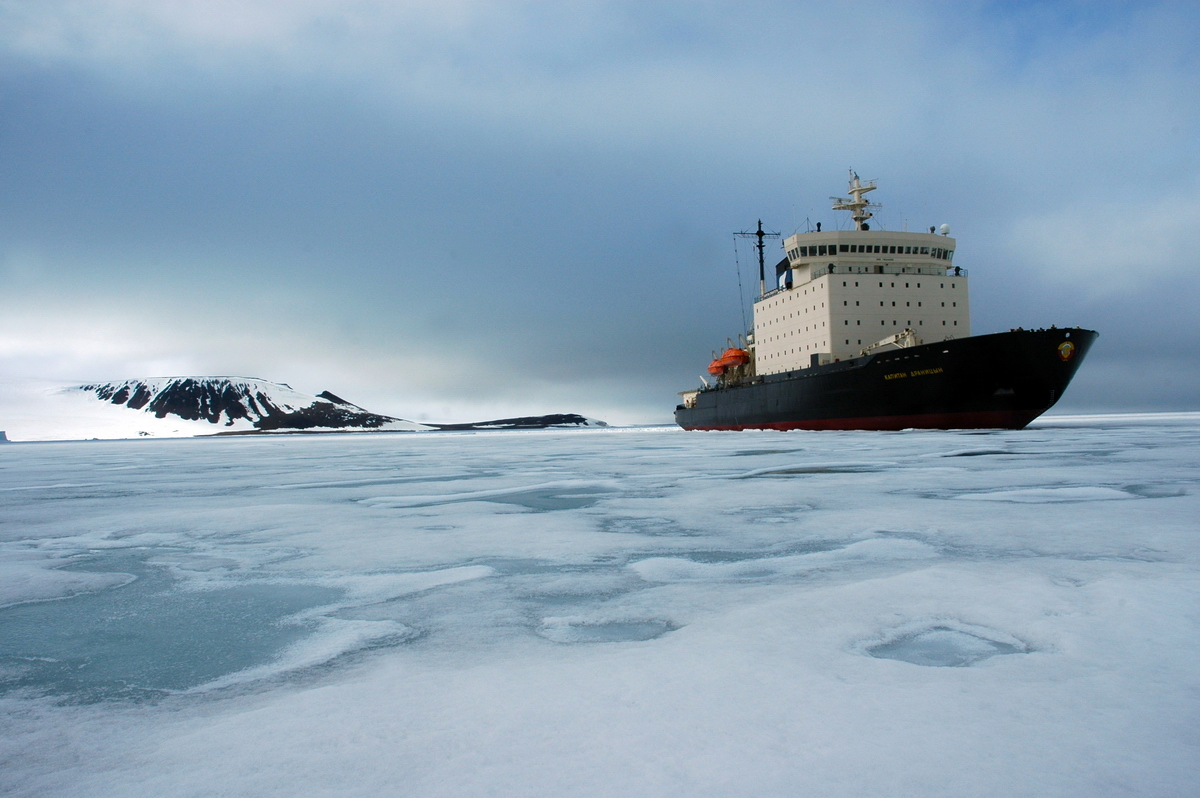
[2,0,1197,424]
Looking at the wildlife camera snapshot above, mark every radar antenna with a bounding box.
[831,169,882,230]
[735,220,781,298]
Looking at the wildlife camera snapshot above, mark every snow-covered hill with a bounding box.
[0,378,609,441]
[80,377,429,432]
[0,378,430,441]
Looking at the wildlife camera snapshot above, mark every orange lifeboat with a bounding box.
[707,347,750,376]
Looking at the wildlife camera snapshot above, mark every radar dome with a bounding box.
[939,223,950,235]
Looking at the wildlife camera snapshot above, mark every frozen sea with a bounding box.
[1,415,1198,797]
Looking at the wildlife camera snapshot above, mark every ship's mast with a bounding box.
[754,220,767,297]
[831,169,882,230]
[735,219,780,298]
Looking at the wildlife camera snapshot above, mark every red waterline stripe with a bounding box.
[679,409,1042,432]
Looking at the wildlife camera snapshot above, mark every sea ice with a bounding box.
[0,413,1197,797]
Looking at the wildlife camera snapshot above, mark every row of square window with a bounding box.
[840,281,958,289]
[761,281,959,309]
[841,301,958,307]
[766,329,963,363]
[764,345,824,357]
[763,320,957,349]
[767,327,965,364]
[761,300,957,327]
[789,244,954,259]
[762,319,958,356]
[838,320,958,326]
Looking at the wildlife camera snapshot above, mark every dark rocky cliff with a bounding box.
[79,378,413,430]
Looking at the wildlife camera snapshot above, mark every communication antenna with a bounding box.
[831,169,882,231]
[735,219,781,299]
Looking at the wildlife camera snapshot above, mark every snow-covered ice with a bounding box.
[1,415,1198,796]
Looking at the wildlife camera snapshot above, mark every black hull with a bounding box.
[675,328,1097,431]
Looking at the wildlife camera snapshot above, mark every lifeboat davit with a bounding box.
[707,347,750,376]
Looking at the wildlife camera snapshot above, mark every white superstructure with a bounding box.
[752,173,970,375]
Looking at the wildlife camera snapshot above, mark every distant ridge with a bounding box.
[77,377,429,432]
[66,377,606,437]
[430,414,607,431]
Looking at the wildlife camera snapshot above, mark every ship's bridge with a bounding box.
[776,231,958,289]
[785,228,953,268]
[751,174,969,375]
